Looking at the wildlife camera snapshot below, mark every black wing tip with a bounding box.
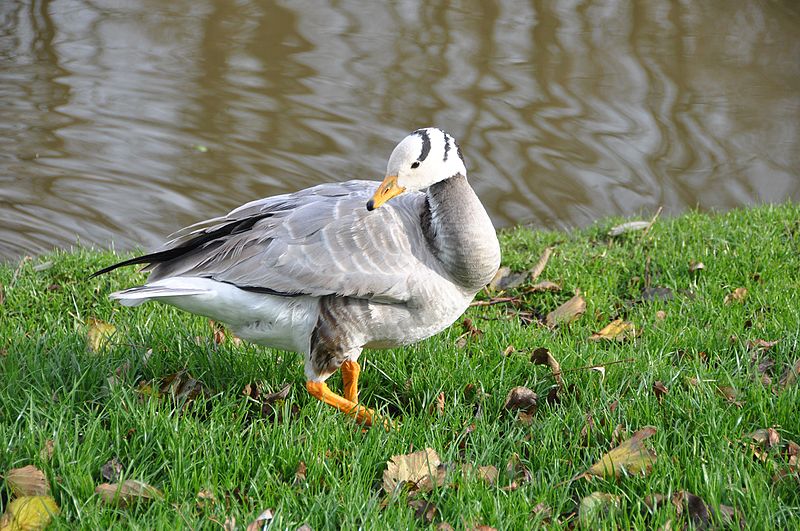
[89,255,152,279]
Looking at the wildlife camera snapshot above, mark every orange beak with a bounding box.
[366,175,406,211]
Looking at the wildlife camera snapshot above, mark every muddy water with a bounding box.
[1,0,798,259]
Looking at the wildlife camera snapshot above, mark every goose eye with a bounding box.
[411,161,420,169]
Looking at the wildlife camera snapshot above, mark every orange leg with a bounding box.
[341,360,361,403]
[306,381,376,426]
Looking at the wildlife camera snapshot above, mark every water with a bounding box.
[1,0,798,260]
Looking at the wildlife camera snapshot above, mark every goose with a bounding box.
[93,128,501,427]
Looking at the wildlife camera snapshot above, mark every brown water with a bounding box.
[1,0,799,260]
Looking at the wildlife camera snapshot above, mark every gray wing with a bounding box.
[144,180,431,303]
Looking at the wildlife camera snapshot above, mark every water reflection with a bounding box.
[1,0,798,259]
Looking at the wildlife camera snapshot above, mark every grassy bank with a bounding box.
[1,204,799,529]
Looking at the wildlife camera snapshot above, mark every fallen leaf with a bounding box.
[87,318,116,352]
[158,370,210,407]
[724,287,748,304]
[529,247,554,282]
[584,427,657,479]
[100,457,124,482]
[38,440,55,463]
[245,508,274,531]
[408,499,438,525]
[652,381,668,402]
[431,392,445,416]
[488,267,526,291]
[779,359,800,388]
[4,465,50,496]
[655,310,667,320]
[688,261,705,272]
[531,502,552,522]
[530,347,564,389]
[436,523,455,531]
[196,489,216,509]
[717,385,743,407]
[608,220,650,236]
[293,461,307,485]
[546,292,586,328]
[209,320,226,345]
[746,339,779,352]
[382,448,445,495]
[0,496,59,530]
[579,492,621,526]
[527,280,561,292]
[456,318,483,347]
[671,491,710,528]
[589,319,637,341]
[505,454,532,485]
[461,464,499,485]
[296,524,313,531]
[641,287,673,303]
[95,480,162,507]
[502,345,515,356]
[243,382,294,420]
[503,387,538,416]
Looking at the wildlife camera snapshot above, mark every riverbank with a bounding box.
[1,204,798,528]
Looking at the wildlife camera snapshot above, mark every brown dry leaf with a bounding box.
[505,453,532,485]
[431,392,445,416]
[0,496,59,531]
[530,347,564,389]
[100,457,124,482]
[38,440,55,463]
[209,320,227,345]
[382,448,445,495]
[688,260,705,272]
[579,492,621,526]
[4,465,50,496]
[246,509,274,531]
[589,319,637,342]
[196,489,216,509]
[527,280,561,292]
[724,287,748,304]
[531,502,552,522]
[462,464,499,486]
[95,480,162,507]
[529,247,554,282]
[669,491,742,529]
[717,385,743,407]
[779,358,800,388]
[652,381,668,402]
[488,267,527,291]
[503,387,538,416]
[294,461,307,485]
[159,370,210,406]
[747,428,781,449]
[747,339,779,351]
[87,318,116,352]
[584,426,657,479]
[408,499,438,525]
[436,523,455,531]
[655,310,667,321]
[546,292,586,327]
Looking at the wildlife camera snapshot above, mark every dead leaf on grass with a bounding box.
[431,392,445,416]
[529,247,554,282]
[95,480,162,507]
[724,287,748,304]
[655,310,667,321]
[461,464,498,486]
[530,347,564,390]
[196,489,216,509]
[246,508,274,531]
[589,319,637,342]
[158,370,210,408]
[4,465,50,496]
[293,461,307,485]
[209,320,227,345]
[779,358,800,388]
[408,499,438,525]
[382,448,445,495]
[456,318,483,347]
[243,382,294,420]
[579,492,621,526]
[503,386,538,416]
[688,260,705,273]
[528,280,561,292]
[717,385,743,407]
[652,381,668,402]
[100,457,124,482]
[582,426,657,480]
[39,440,55,463]
[488,267,526,291]
[747,339,779,352]
[546,292,586,328]
[87,318,116,352]
[0,496,59,530]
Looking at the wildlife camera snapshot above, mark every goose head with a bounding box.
[367,127,467,211]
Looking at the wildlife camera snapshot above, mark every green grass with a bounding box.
[1,204,799,529]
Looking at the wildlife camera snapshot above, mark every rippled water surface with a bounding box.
[1,0,799,259]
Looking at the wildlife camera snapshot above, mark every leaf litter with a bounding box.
[95,480,162,507]
[4,465,50,497]
[0,496,59,531]
[572,426,658,481]
[546,291,586,328]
